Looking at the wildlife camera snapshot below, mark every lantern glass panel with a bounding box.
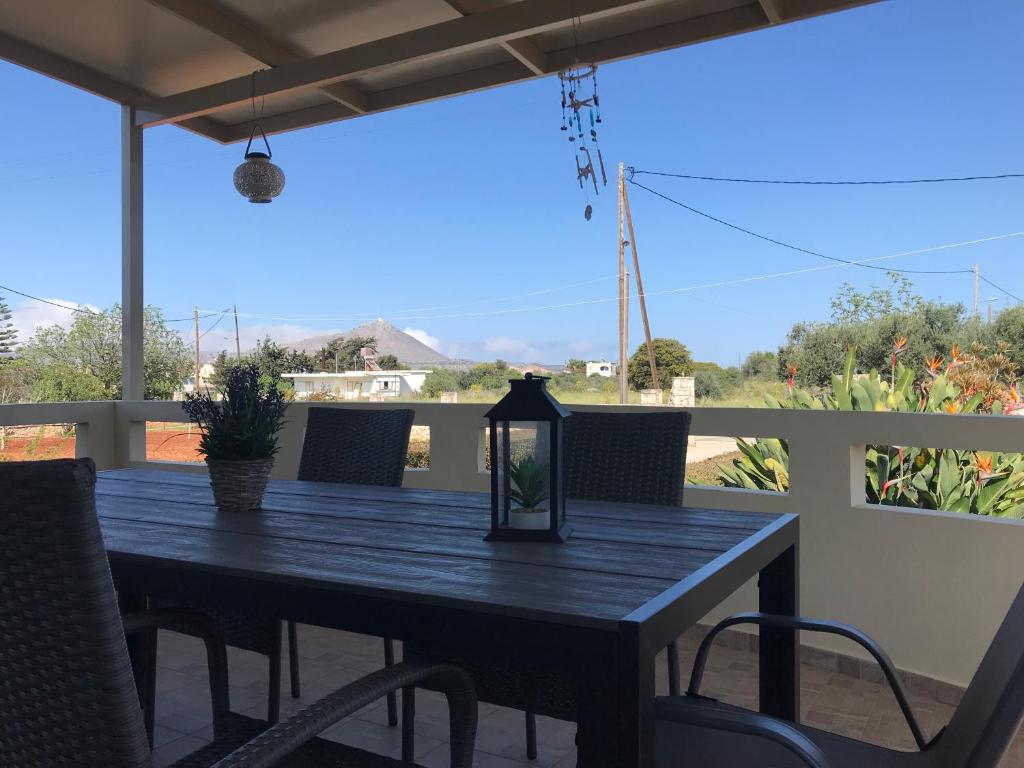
[506,420,552,530]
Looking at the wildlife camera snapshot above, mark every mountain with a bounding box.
[289,318,450,366]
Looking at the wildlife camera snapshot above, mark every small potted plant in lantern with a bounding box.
[183,363,288,512]
[485,373,572,542]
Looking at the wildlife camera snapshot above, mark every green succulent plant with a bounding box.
[716,346,1024,519]
[508,455,549,510]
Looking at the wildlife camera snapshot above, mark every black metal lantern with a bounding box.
[485,373,572,543]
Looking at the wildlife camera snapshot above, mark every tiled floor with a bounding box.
[151,624,1024,767]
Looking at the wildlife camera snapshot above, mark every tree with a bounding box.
[317,336,376,371]
[564,358,587,374]
[211,339,316,393]
[830,272,921,324]
[626,338,692,391]
[741,351,777,380]
[421,367,460,398]
[375,354,403,370]
[694,369,723,400]
[18,305,191,400]
[992,305,1024,372]
[30,365,106,403]
[0,359,29,448]
[0,294,16,356]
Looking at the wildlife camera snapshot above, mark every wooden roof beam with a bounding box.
[441,0,547,75]
[144,0,366,113]
[135,0,664,127]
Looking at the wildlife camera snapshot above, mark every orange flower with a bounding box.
[893,336,909,355]
[786,365,797,393]
[943,401,958,414]
[947,344,962,370]
[975,453,993,474]
[1006,384,1023,414]
[925,356,944,377]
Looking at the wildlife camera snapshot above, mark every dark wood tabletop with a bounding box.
[96,468,800,767]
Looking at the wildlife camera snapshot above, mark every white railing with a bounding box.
[3,399,1023,688]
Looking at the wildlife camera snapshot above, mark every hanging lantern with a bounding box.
[234,124,284,204]
[485,373,572,543]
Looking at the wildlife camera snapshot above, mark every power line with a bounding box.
[192,232,1023,324]
[0,282,215,323]
[628,168,1024,186]
[979,274,1024,304]
[197,309,231,339]
[626,179,974,276]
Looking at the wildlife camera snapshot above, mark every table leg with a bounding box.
[758,542,799,721]
[118,592,155,744]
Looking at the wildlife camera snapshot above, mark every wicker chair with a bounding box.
[403,410,692,762]
[0,458,477,768]
[294,406,416,727]
[151,406,415,731]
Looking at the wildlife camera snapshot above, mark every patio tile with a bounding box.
[149,625,1023,766]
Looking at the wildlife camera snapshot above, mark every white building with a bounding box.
[283,370,430,400]
[585,361,616,378]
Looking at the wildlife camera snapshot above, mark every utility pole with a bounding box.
[193,305,201,394]
[617,162,629,404]
[973,264,980,319]
[233,304,241,358]
[622,180,659,390]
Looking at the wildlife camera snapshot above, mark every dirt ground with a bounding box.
[0,423,203,463]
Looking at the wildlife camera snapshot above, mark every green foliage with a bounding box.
[564,358,587,374]
[0,295,16,356]
[30,365,106,402]
[210,339,316,393]
[0,359,29,404]
[17,305,190,400]
[627,338,692,390]
[182,363,288,461]
[508,455,549,510]
[741,351,777,380]
[421,367,461,397]
[718,347,1024,518]
[991,305,1024,373]
[694,369,724,400]
[317,336,376,371]
[375,354,403,370]
[829,272,921,324]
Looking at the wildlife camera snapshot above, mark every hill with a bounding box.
[289,318,450,366]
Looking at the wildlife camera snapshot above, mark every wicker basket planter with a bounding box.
[207,458,274,512]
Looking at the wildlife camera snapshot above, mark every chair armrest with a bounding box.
[689,612,928,750]
[212,661,477,768]
[657,695,831,768]
[121,608,230,725]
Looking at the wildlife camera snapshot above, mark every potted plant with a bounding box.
[508,455,551,530]
[183,363,287,512]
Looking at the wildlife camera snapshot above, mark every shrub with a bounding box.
[694,369,723,400]
[717,346,1024,518]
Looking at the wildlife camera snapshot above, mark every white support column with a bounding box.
[121,105,146,462]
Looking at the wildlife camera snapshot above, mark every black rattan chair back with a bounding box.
[298,407,415,487]
[564,410,692,506]
[0,459,151,768]
[937,581,1024,767]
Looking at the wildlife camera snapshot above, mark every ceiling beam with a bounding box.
[0,29,227,141]
[144,0,366,113]
[758,0,785,23]
[440,0,547,75]
[135,0,665,127]
[218,4,768,143]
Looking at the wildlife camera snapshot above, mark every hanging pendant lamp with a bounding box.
[234,71,285,203]
[234,124,285,203]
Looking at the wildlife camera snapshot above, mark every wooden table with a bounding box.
[96,469,799,767]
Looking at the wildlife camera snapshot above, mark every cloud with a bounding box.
[403,327,441,352]
[483,336,542,360]
[8,298,99,342]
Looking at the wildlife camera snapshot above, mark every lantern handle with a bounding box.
[244,123,272,158]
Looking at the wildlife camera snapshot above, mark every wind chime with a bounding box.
[559,62,606,220]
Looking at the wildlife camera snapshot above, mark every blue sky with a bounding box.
[2,0,1023,365]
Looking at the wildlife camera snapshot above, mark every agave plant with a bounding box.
[716,346,1024,519]
[508,455,549,510]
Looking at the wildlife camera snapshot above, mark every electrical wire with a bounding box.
[0,282,217,323]
[979,275,1024,304]
[628,168,1024,185]
[626,179,974,276]
[197,309,231,339]
[191,232,1024,324]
